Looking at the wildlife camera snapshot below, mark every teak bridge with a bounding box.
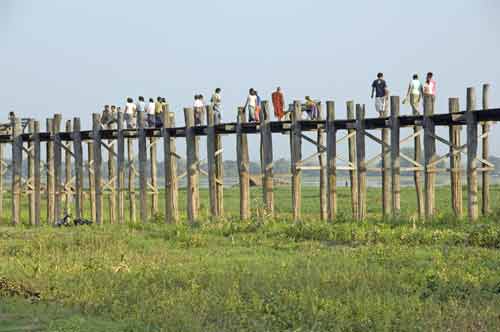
[0,84,498,225]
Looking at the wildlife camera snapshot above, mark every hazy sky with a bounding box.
[1,0,500,160]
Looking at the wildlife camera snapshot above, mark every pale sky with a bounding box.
[1,0,500,160]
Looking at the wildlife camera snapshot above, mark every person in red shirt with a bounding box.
[271,87,285,121]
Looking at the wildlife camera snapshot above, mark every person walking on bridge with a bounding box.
[371,72,389,115]
[211,88,222,124]
[404,74,423,114]
[272,87,285,120]
[244,88,257,122]
[423,72,436,104]
[136,96,146,113]
[124,97,137,129]
[194,94,205,125]
[146,98,155,127]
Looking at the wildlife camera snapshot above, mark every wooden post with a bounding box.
[413,99,424,219]
[390,96,400,216]
[423,95,436,219]
[207,105,218,218]
[466,87,479,221]
[215,111,224,217]
[87,141,96,222]
[0,143,3,221]
[481,83,491,215]
[46,119,55,224]
[237,107,250,220]
[326,101,337,221]
[28,120,36,225]
[92,113,103,225]
[290,101,302,221]
[53,114,62,222]
[317,102,327,221]
[184,107,198,223]
[355,104,367,220]
[33,121,41,225]
[11,116,22,225]
[260,101,274,216]
[449,98,462,217]
[64,120,72,216]
[381,103,391,217]
[346,101,358,219]
[73,118,83,220]
[116,112,125,223]
[163,109,178,223]
[127,137,136,223]
[107,121,116,224]
[150,135,158,217]
[137,111,148,223]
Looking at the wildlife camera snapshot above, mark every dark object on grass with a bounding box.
[54,214,93,227]
[73,217,93,226]
[0,277,41,302]
[54,214,72,227]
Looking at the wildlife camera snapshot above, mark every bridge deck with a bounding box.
[0,108,499,143]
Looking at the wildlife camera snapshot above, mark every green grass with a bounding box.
[1,186,500,331]
[3,184,500,225]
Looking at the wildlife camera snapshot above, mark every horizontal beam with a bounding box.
[3,108,499,143]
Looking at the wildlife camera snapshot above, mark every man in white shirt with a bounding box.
[146,98,155,127]
[124,97,137,129]
[194,94,205,125]
[136,96,146,113]
[244,88,257,122]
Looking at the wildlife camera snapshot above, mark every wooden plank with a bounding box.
[116,112,125,223]
[137,111,148,223]
[317,102,327,221]
[64,120,72,216]
[260,101,274,216]
[127,137,136,223]
[326,100,337,222]
[87,141,96,222]
[412,98,424,219]
[73,118,83,220]
[215,113,224,217]
[11,117,22,225]
[466,87,479,221]
[184,107,198,223]
[107,119,116,224]
[46,119,55,224]
[206,105,218,218]
[423,95,436,219]
[33,121,41,225]
[290,101,302,221]
[481,83,491,215]
[390,96,400,216]
[0,143,3,222]
[150,134,158,216]
[28,120,35,225]
[53,114,62,222]
[346,101,358,219]
[355,104,367,220]
[237,107,250,219]
[163,109,178,223]
[449,98,463,217]
[92,113,103,225]
[381,103,391,217]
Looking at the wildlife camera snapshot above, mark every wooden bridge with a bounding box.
[1,84,498,225]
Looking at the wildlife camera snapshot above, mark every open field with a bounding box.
[1,186,500,331]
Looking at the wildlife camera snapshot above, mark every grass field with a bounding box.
[1,186,500,331]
